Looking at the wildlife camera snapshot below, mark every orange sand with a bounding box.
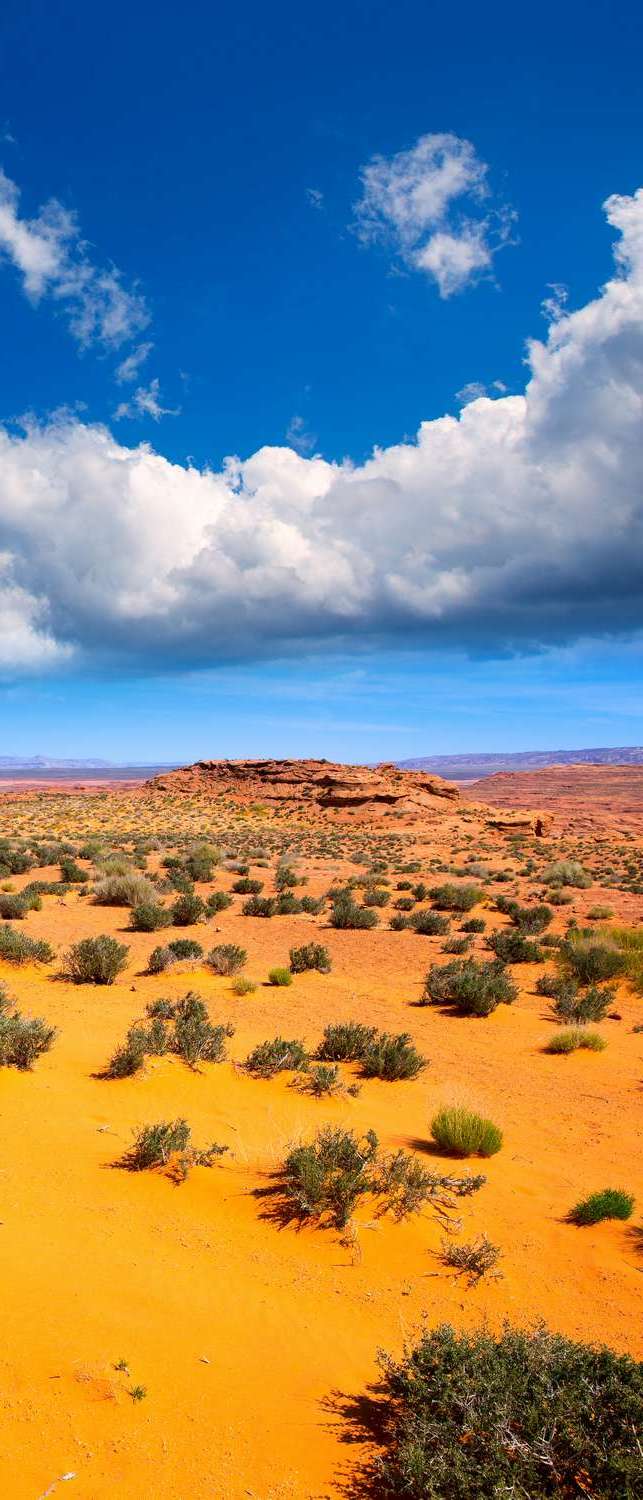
[0,805,641,1498]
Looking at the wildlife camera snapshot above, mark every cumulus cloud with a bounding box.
[0,166,149,348]
[0,188,642,672]
[354,132,516,296]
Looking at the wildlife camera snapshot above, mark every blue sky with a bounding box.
[0,0,642,761]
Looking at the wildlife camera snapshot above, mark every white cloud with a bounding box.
[115,341,154,383]
[285,414,317,455]
[0,188,642,672]
[114,378,178,423]
[0,167,149,348]
[354,132,516,296]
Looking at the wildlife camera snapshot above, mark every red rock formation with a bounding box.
[147,758,460,818]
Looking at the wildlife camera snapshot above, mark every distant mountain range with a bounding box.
[396,747,643,781]
[0,755,113,768]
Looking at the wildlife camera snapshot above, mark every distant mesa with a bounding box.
[146,757,461,818]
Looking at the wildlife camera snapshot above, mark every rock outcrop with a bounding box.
[147,758,460,819]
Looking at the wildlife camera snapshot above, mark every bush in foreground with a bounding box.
[570,1188,635,1225]
[431,1105,502,1158]
[371,1322,643,1498]
[66,935,129,984]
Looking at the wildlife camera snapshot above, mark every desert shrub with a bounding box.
[300,1063,343,1097]
[283,1126,379,1227]
[129,900,171,932]
[275,863,301,891]
[542,859,591,888]
[442,936,472,955]
[59,858,88,883]
[360,1032,426,1081]
[242,895,276,918]
[560,934,625,984]
[389,914,411,932]
[232,877,263,894]
[394,897,415,912]
[545,1028,606,1054]
[430,883,484,912]
[317,1021,378,1061]
[245,1036,309,1077]
[431,1105,502,1157]
[147,945,174,974]
[106,1024,149,1077]
[168,937,203,960]
[124,1118,191,1170]
[486,930,543,963]
[0,893,29,920]
[206,890,233,914]
[366,1322,643,1498]
[231,975,257,995]
[0,925,53,964]
[371,1151,483,1222]
[207,943,247,975]
[299,895,325,915]
[289,942,331,974]
[461,917,486,933]
[0,1011,56,1069]
[506,901,552,934]
[330,890,378,929]
[363,886,390,908]
[535,972,577,1000]
[570,1188,634,1225]
[143,1017,169,1054]
[66,935,129,984]
[268,966,293,987]
[409,909,450,936]
[275,892,303,915]
[422,958,517,1016]
[94,872,157,907]
[184,844,219,881]
[587,904,614,920]
[442,1232,502,1283]
[553,983,614,1024]
[147,997,177,1019]
[171,890,206,926]
[172,993,233,1067]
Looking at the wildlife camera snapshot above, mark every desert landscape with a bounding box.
[0,758,640,1498]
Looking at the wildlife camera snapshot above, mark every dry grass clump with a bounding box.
[545,1028,606,1054]
[430,1106,502,1158]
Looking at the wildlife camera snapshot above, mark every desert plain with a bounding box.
[0,758,641,1499]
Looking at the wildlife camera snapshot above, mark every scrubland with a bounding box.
[0,784,641,1498]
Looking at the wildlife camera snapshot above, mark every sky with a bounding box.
[0,0,642,762]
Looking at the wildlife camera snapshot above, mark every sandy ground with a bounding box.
[0,802,641,1498]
